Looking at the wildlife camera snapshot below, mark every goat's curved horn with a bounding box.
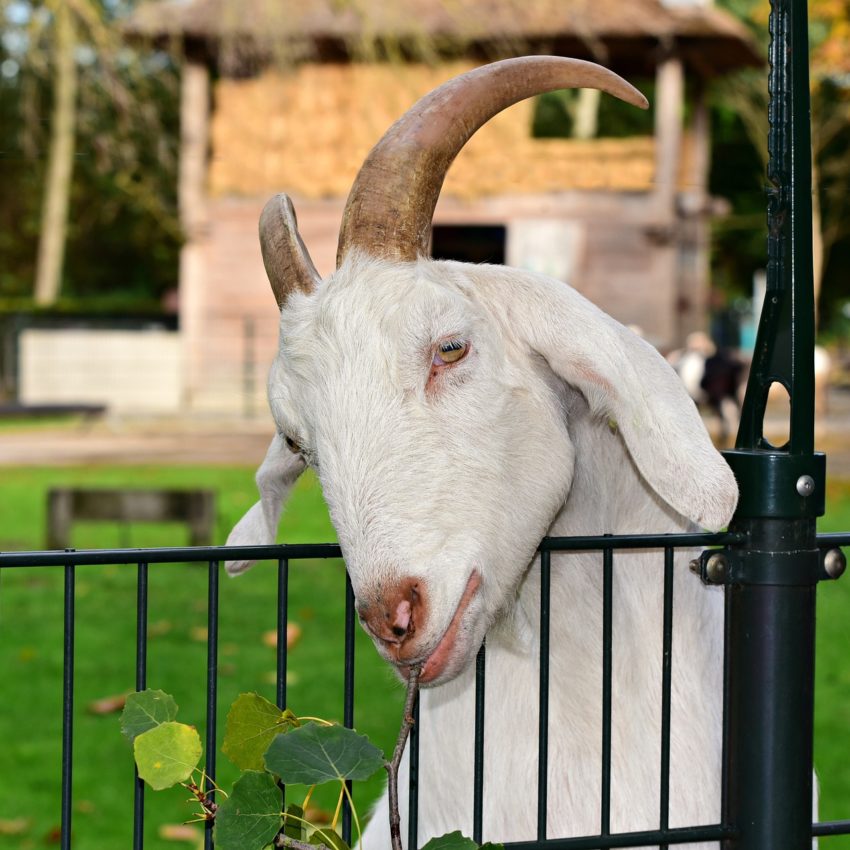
[260,193,321,308]
[337,56,648,266]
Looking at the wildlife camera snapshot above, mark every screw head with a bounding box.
[824,548,847,580]
[796,475,816,497]
[705,553,728,583]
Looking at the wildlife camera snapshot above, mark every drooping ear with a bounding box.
[475,266,738,530]
[225,434,307,575]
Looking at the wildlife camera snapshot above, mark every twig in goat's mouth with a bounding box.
[386,665,421,850]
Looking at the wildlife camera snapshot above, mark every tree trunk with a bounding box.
[34,0,77,306]
[572,87,600,140]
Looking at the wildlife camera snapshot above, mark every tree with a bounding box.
[33,0,76,305]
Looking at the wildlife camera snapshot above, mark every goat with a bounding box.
[226,57,739,848]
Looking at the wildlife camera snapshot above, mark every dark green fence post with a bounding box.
[716,0,824,847]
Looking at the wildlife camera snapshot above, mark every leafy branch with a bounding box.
[121,676,499,850]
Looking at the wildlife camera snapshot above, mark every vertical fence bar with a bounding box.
[276,559,289,711]
[720,1,824,849]
[600,547,613,837]
[342,572,356,846]
[537,550,551,841]
[408,691,420,850]
[133,562,149,850]
[61,563,75,850]
[204,561,220,850]
[276,558,290,820]
[659,548,674,848]
[473,642,486,844]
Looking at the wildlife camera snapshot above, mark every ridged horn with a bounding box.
[259,193,321,308]
[337,56,648,267]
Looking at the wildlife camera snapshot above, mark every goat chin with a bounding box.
[360,397,725,849]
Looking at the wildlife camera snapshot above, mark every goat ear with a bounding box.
[225,434,306,575]
[479,267,738,530]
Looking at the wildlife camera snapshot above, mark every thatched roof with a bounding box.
[209,63,697,199]
[126,0,762,76]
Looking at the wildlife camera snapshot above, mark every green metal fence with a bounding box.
[0,0,847,847]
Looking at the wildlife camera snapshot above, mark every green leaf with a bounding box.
[214,771,282,850]
[309,826,350,850]
[283,803,305,841]
[264,722,385,785]
[120,689,178,742]
[133,722,202,790]
[222,693,300,771]
[420,833,480,850]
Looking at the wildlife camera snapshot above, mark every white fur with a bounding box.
[227,252,738,847]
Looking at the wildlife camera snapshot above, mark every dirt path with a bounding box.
[2,390,849,474]
[0,417,274,467]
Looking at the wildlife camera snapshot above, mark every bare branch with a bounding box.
[385,666,422,850]
[275,835,331,850]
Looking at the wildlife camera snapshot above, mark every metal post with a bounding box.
[717,0,824,848]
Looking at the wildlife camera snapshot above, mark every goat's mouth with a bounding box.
[408,570,481,686]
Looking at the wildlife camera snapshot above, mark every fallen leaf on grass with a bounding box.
[0,819,30,836]
[262,623,302,650]
[262,670,299,686]
[148,620,173,638]
[159,824,203,843]
[88,693,127,715]
[191,626,208,642]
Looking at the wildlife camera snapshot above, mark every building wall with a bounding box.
[179,189,684,414]
[208,64,673,201]
[20,329,183,415]
[177,60,708,415]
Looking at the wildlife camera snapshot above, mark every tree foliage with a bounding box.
[0,0,182,308]
[713,0,850,330]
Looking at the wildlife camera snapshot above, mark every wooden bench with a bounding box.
[46,488,216,550]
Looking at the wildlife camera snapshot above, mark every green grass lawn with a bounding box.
[0,466,404,849]
[0,465,848,848]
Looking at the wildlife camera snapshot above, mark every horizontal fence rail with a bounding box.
[1,532,847,849]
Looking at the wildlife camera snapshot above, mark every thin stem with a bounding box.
[276,836,330,850]
[298,716,334,726]
[385,666,421,850]
[332,784,345,830]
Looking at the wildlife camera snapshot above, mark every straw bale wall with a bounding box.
[209,63,693,200]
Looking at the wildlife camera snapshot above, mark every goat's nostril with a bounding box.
[393,599,412,633]
[360,577,425,647]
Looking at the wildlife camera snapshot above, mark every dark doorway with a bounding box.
[431,224,506,265]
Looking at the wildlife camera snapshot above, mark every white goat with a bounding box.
[226,57,738,848]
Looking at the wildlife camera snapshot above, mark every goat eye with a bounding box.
[283,435,301,454]
[434,340,469,365]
